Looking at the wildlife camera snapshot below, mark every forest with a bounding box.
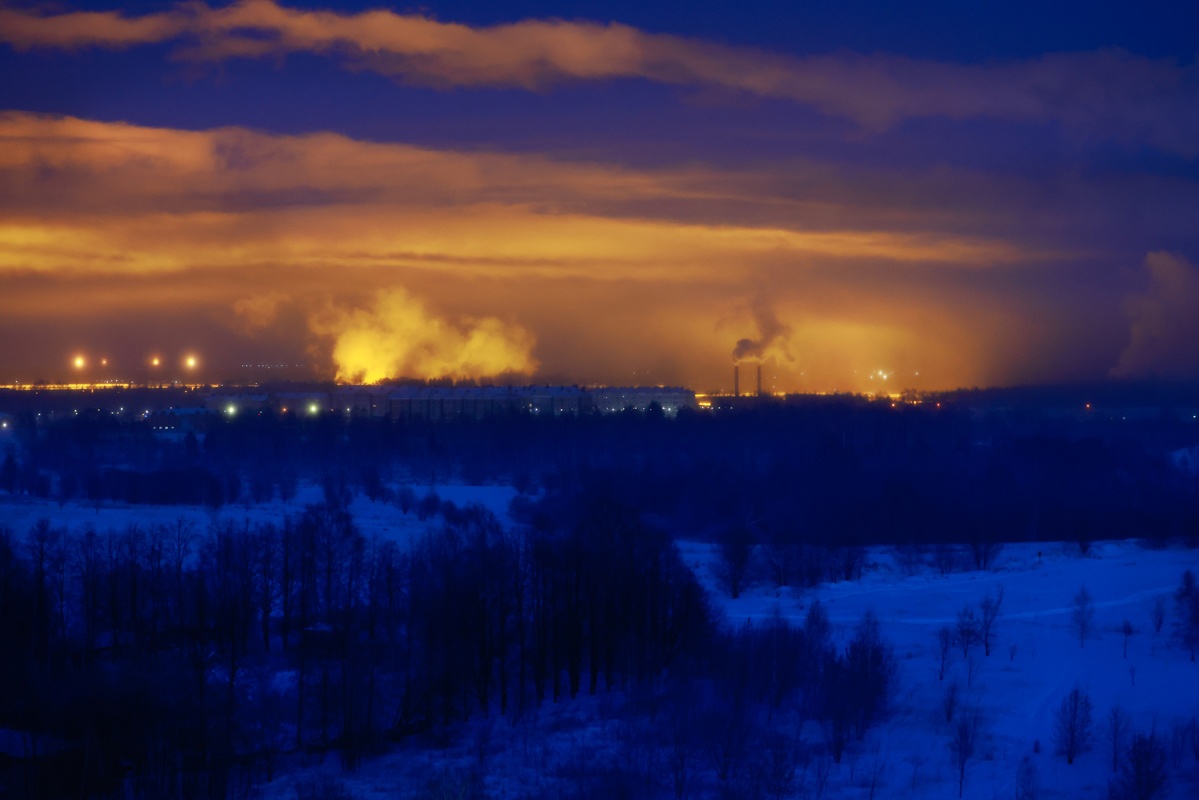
[1,392,1198,798]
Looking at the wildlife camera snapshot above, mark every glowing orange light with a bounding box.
[150,356,160,367]
[73,355,85,369]
[100,358,108,367]
[185,355,197,369]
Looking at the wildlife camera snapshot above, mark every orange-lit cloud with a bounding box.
[1,2,1195,154]
[0,113,1036,285]
[310,287,538,383]
[1113,252,1199,379]
[0,112,1164,390]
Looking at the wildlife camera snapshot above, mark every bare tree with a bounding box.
[965,653,983,688]
[1150,597,1166,635]
[762,531,802,589]
[1191,715,1199,764]
[942,680,959,723]
[968,537,1002,571]
[1176,570,1199,661]
[1121,619,1134,659]
[949,707,981,798]
[1109,733,1168,800]
[1168,721,1189,769]
[978,586,1004,657]
[933,543,959,576]
[894,542,925,576]
[1072,585,1095,648]
[1107,706,1130,773]
[716,526,757,600]
[936,625,953,681]
[955,606,981,659]
[1053,686,1094,765]
[1014,757,1037,800]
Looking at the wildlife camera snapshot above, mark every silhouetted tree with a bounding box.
[1110,733,1168,800]
[936,625,953,681]
[978,586,1004,656]
[949,708,981,798]
[1107,706,1131,774]
[1176,570,1199,660]
[716,525,757,600]
[1072,585,1095,648]
[955,606,981,659]
[1054,687,1093,765]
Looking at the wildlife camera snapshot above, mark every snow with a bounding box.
[4,483,1196,798]
[242,536,1199,800]
[683,538,1199,799]
[0,482,520,546]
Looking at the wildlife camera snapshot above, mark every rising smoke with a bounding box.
[309,287,539,384]
[732,298,792,364]
[1112,252,1199,379]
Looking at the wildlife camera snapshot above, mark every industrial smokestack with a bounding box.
[734,364,740,397]
[757,364,762,397]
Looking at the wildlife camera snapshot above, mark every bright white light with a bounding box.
[308,403,319,415]
[225,405,237,416]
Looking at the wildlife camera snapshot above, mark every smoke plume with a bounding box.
[309,287,539,383]
[1112,252,1199,379]
[732,299,792,364]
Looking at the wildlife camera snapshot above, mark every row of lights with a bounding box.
[225,402,322,416]
[72,354,199,370]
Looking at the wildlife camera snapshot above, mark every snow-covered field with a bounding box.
[249,536,1199,800]
[0,482,519,546]
[683,539,1199,799]
[3,485,1197,799]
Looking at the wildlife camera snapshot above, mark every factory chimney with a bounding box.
[734,365,740,397]
[757,364,762,397]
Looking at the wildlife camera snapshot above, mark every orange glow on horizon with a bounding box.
[3,114,1194,391]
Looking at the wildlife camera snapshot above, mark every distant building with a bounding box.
[333,385,394,417]
[203,392,268,416]
[271,391,331,416]
[148,406,209,438]
[387,385,592,421]
[589,387,696,416]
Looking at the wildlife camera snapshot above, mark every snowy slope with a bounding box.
[683,539,1199,799]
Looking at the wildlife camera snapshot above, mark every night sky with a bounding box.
[1,0,1197,391]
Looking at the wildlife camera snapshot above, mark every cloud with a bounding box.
[0,113,1175,391]
[0,113,1035,283]
[232,292,285,331]
[308,287,538,383]
[1112,252,1199,379]
[2,1,1196,154]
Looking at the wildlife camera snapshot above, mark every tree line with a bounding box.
[4,397,1197,550]
[0,489,897,799]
